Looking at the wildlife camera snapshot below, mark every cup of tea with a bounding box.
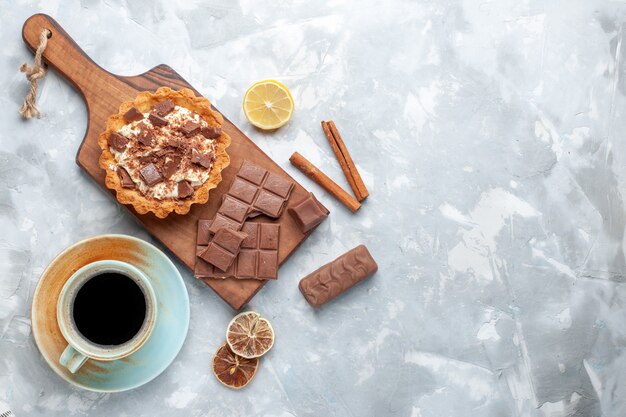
[56,260,157,373]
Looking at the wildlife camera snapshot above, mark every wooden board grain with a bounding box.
[22,14,317,310]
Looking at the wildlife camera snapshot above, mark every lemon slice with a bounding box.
[212,343,259,389]
[226,311,275,359]
[243,80,294,130]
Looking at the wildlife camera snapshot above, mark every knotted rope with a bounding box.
[19,28,51,119]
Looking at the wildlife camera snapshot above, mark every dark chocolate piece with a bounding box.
[153,100,175,116]
[123,107,144,123]
[162,155,181,179]
[190,148,214,168]
[197,220,213,246]
[139,163,163,186]
[207,160,295,235]
[117,167,135,188]
[107,132,128,152]
[181,121,200,137]
[288,193,329,233]
[169,137,185,148]
[194,222,280,280]
[299,245,377,308]
[149,112,168,127]
[198,228,247,271]
[178,180,194,198]
[200,125,222,139]
[137,128,155,146]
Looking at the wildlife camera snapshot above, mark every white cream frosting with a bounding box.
[110,106,217,200]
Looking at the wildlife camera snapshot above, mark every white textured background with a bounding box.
[2,0,626,416]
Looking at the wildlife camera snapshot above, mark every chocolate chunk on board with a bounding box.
[288,192,329,233]
[153,99,175,116]
[194,222,280,280]
[198,228,247,272]
[107,132,128,152]
[123,107,144,123]
[177,180,194,198]
[207,160,295,235]
[149,112,168,127]
[117,167,135,188]
[298,245,378,308]
[139,163,163,186]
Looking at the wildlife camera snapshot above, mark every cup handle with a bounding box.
[60,345,88,373]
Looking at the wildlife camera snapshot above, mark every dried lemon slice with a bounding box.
[212,343,259,389]
[226,311,275,359]
[243,80,294,130]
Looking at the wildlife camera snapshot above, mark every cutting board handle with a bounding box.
[22,14,121,104]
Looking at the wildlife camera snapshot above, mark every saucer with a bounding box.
[31,234,190,392]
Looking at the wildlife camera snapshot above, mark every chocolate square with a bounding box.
[238,161,267,185]
[181,121,200,137]
[259,223,280,250]
[257,250,278,279]
[117,167,135,188]
[162,155,181,178]
[237,250,258,278]
[139,163,163,186]
[213,228,247,254]
[253,190,285,218]
[288,193,329,233]
[178,180,194,198]
[153,100,175,116]
[194,247,213,278]
[240,223,259,248]
[137,129,155,146]
[108,132,128,152]
[123,107,144,123]
[200,243,235,272]
[229,178,259,204]
[169,137,185,148]
[220,195,250,223]
[197,220,213,245]
[264,173,294,198]
[209,213,242,234]
[191,148,213,168]
[149,113,168,127]
[201,125,222,139]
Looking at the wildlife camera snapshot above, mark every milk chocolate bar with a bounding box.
[208,161,295,234]
[299,245,377,307]
[288,193,329,233]
[195,222,280,280]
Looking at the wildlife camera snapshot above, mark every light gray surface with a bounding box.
[1,0,625,416]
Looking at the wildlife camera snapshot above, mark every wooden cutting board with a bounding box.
[23,14,318,310]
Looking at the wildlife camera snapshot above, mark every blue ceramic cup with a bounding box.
[56,260,157,373]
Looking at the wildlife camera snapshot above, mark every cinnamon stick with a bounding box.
[289,152,361,212]
[323,121,369,201]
